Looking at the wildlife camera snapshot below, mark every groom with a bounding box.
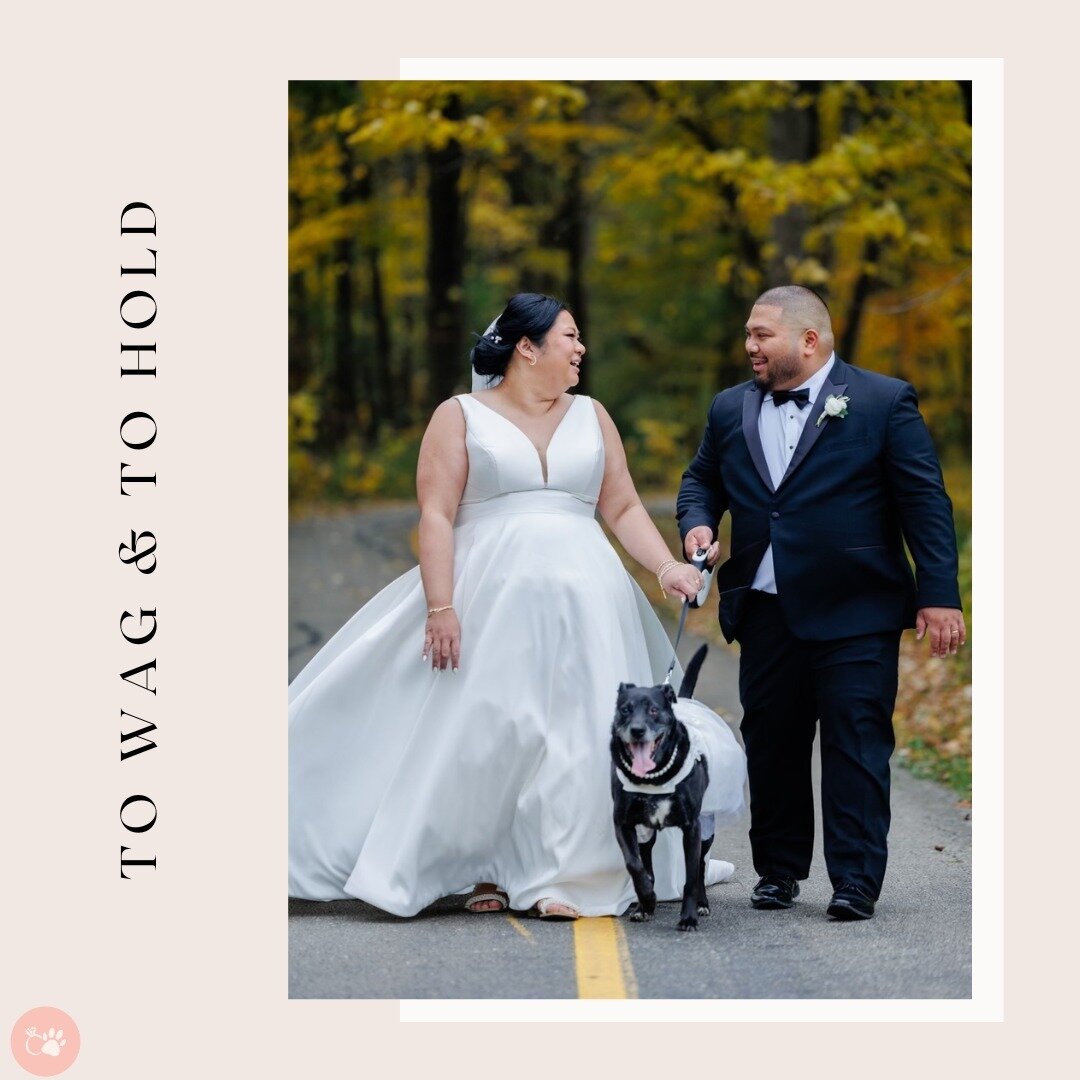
[676,285,964,920]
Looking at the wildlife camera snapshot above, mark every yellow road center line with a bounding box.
[573,917,637,999]
[505,915,535,943]
[612,917,639,998]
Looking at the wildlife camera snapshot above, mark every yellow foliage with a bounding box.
[288,391,320,447]
[625,417,693,490]
[288,448,332,504]
[288,76,971,524]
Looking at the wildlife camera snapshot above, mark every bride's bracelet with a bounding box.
[655,558,680,599]
[426,605,454,617]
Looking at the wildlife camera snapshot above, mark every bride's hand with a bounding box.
[424,608,461,672]
[660,563,704,602]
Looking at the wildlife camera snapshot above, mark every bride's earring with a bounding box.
[528,357,537,367]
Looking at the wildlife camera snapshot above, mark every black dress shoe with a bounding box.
[751,875,800,909]
[826,883,876,921]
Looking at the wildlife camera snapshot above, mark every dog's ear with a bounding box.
[663,683,677,706]
[618,682,636,694]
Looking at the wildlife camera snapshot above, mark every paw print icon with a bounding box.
[10,1008,80,1076]
[25,1027,67,1057]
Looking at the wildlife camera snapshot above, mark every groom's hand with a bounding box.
[916,608,966,658]
[683,527,720,568]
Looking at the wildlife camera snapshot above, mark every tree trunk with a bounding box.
[563,150,589,395]
[368,245,396,426]
[357,166,395,433]
[322,134,372,446]
[287,189,314,394]
[328,232,370,444]
[768,81,821,282]
[544,133,591,395]
[425,93,466,407]
[958,80,972,125]
[288,275,313,394]
[841,237,881,361]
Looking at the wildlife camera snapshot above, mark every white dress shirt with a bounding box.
[750,354,836,594]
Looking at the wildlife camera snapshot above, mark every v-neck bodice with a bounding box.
[456,393,605,508]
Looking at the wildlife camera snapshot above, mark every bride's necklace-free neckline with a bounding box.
[485,389,574,426]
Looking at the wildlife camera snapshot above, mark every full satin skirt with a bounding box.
[289,497,743,916]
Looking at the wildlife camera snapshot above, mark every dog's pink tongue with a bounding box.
[630,741,656,777]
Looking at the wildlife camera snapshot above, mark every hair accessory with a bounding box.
[473,317,506,391]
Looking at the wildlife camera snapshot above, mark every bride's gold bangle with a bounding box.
[655,559,680,599]
[427,605,454,617]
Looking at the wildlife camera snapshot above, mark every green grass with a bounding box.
[896,738,972,797]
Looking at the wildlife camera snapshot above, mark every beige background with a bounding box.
[0,0,1062,1072]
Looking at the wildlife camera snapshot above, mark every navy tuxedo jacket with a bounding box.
[676,357,962,643]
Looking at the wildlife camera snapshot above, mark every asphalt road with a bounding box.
[288,503,971,999]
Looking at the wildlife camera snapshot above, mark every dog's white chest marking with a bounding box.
[648,799,672,827]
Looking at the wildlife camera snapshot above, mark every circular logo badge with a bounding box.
[10,1007,80,1076]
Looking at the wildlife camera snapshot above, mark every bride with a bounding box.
[289,293,746,919]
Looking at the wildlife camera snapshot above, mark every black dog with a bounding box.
[611,644,715,931]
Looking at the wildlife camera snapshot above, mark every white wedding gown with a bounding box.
[289,393,746,916]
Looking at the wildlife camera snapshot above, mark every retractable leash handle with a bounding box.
[689,547,714,609]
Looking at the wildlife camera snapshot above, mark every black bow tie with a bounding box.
[771,388,810,409]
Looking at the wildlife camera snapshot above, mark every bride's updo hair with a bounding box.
[470,293,567,382]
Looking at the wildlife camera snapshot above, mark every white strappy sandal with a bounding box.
[533,898,581,921]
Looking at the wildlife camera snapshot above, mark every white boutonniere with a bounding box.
[816,394,850,427]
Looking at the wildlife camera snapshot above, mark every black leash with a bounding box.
[662,549,710,686]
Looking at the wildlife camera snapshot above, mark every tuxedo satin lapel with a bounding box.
[780,376,849,488]
[741,388,774,493]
